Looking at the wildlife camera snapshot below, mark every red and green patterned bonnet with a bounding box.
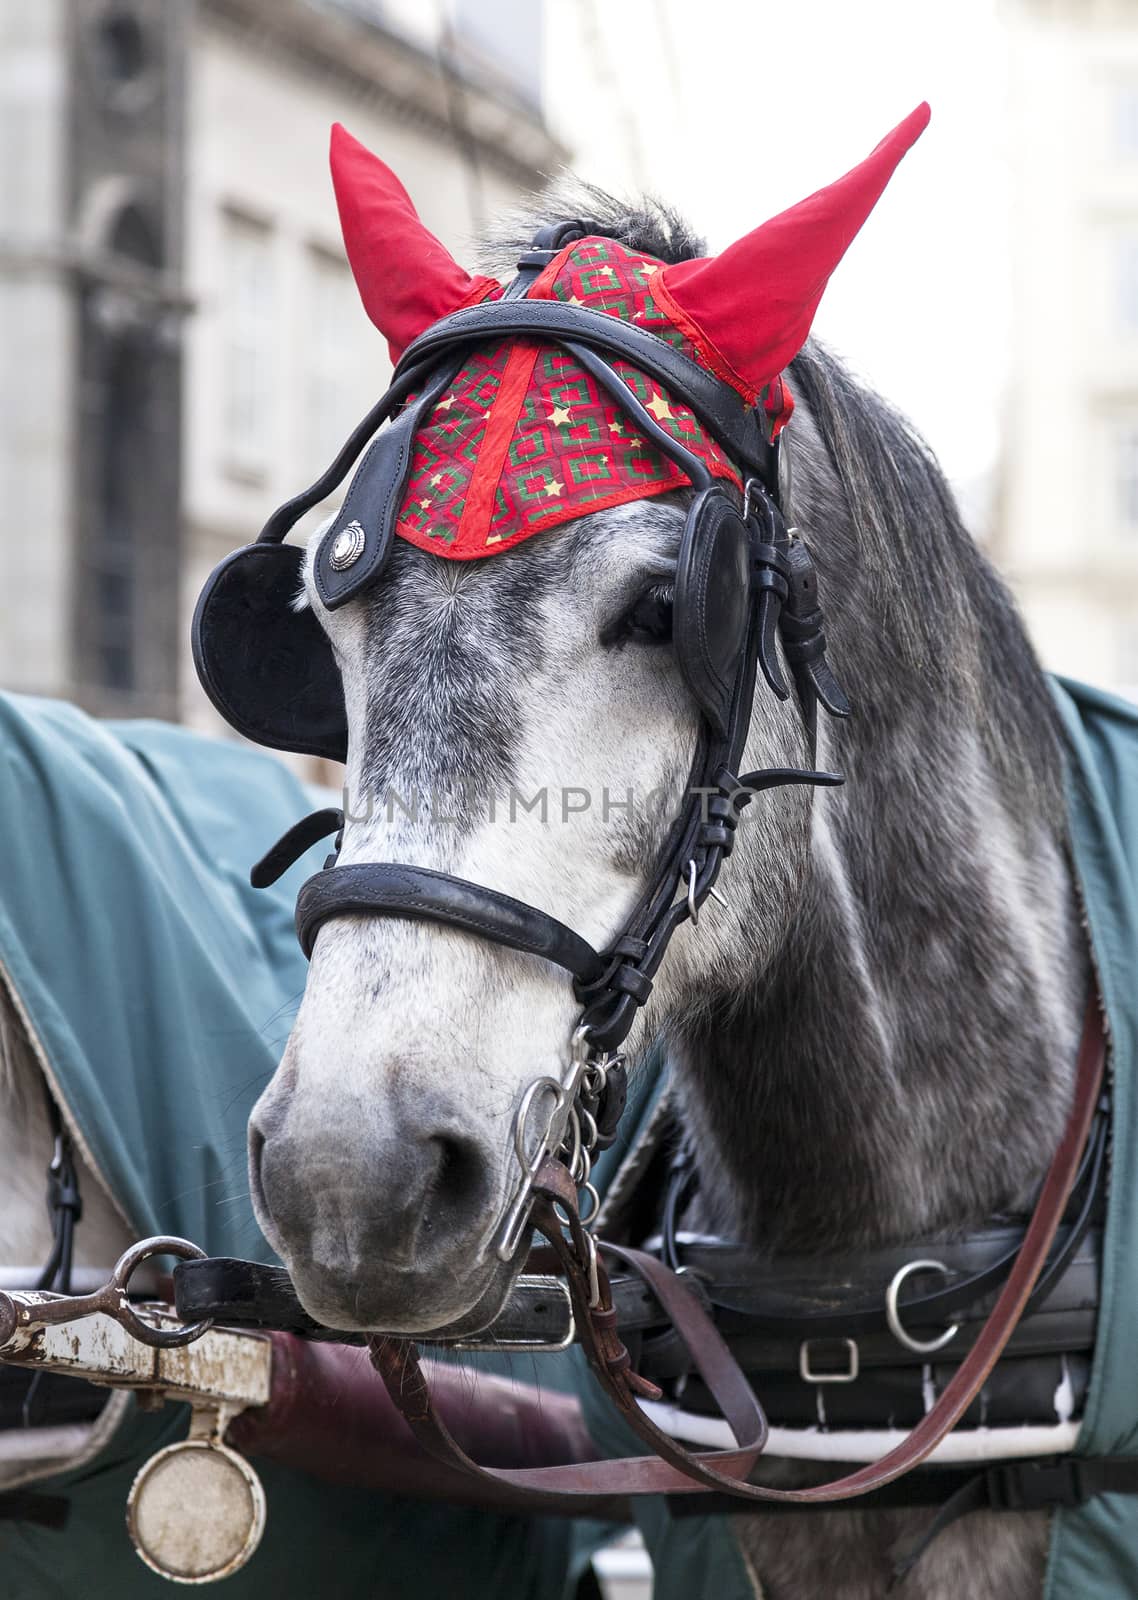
[329,105,930,561]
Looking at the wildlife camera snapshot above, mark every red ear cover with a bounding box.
[329,122,499,365]
[656,103,931,401]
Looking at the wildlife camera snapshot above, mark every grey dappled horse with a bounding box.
[244,182,1081,1598]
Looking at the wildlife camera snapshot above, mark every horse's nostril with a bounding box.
[428,1134,488,1216]
[247,1121,268,1215]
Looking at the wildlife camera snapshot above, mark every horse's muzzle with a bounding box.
[247,1092,503,1332]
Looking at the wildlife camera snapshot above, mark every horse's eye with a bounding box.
[606,583,674,647]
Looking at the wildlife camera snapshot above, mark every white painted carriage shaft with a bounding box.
[0,1306,271,1409]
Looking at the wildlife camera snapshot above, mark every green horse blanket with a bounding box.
[1043,678,1138,1597]
[0,694,594,1600]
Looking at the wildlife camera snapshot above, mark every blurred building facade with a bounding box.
[1000,0,1138,685]
[0,1,188,719]
[0,0,560,728]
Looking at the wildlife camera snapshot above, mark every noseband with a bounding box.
[196,223,850,1267]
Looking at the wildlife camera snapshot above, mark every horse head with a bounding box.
[200,109,967,1335]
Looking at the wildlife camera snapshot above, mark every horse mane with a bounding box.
[787,341,1064,822]
[482,183,1063,825]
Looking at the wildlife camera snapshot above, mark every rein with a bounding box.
[362,997,1104,1510]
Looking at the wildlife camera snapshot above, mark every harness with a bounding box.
[188,227,1116,1564]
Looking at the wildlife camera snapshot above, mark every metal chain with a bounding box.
[497,1025,623,1261]
[556,1045,624,1233]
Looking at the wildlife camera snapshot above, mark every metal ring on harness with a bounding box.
[111,1237,215,1349]
[885,1258,960,1355]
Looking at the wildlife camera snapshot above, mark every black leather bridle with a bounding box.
[198,223,852,1254]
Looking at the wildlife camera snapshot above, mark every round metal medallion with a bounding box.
[329,520,366,571]
[127,1438,266,1584]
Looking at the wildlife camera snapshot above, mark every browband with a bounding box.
[310,307,778,614]
[394,299,778,479]
[250,293,775,565]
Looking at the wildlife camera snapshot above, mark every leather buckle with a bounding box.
[448,1277,576,1354]
[798,1337,859,1384]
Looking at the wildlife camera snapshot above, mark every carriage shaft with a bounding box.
[0,1293,271,1412]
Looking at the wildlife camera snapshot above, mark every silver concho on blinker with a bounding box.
[329,519,366,571]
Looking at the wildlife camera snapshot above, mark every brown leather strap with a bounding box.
[368,1169,769,1506]
[368,996,1106,1509]
[231,1331,615,1516]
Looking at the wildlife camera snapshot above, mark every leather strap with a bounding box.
[395,300,775,481]
[295,861,607,979]
[369,1160,771,1503]
[367,997,1105,1508]
[676,1091,1108,1340]
[890,1454,1138,1583]
[251,809,343,890]
[173,1212,1100,1386]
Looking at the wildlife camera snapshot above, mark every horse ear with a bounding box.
[656,104,931,400]
[329,123,499,365]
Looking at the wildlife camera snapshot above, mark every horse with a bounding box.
[238,126,1094,1598]
[1,108,1101,1595]
[0,987,133,1491]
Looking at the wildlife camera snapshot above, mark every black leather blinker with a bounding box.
[673,488,752,738]
[191,542,348,764]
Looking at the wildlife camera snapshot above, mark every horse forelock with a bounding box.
[474,176,707,277]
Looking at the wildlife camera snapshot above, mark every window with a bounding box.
[222,212,275,473]
[94,10,147,85]
[1119,233,1138,333]
[1115,423,1138,534]
[1116,622,1138,693]
[305,246,357,472]
[1116,85,1138,160]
